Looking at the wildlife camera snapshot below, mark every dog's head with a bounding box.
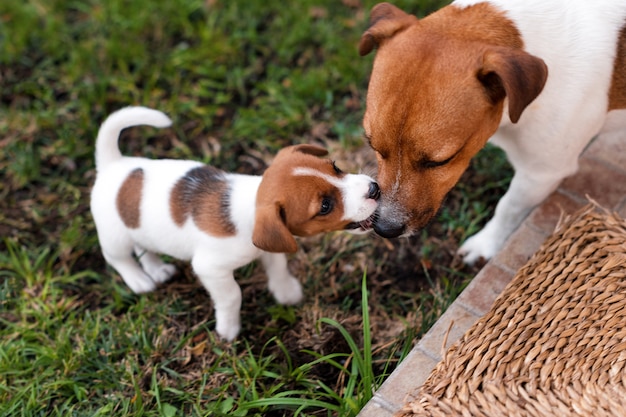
[359,2,548,237]
[253,144,380,253]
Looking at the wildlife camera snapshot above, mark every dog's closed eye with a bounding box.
[418,155,455,169]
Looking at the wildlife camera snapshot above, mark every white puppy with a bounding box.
[90,107,380,340]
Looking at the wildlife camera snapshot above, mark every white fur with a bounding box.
[292,167,379,224]
[91,107,378,341]
[455,0,626,264]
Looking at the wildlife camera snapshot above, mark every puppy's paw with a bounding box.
[215,318,241,342]
[458,231,500,265]
[148,263,177,284]
[123,272,157,294]
[271,275,303,305]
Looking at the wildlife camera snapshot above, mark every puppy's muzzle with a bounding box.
[368,182,381,201]
[344,181,380,232]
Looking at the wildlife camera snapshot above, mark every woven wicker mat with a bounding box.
[399,205,626,417]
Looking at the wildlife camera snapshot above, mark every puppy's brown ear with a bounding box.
[253,203,298,254]
[272,144,328,163]
[359,3,418,56]
[290,144,328,157]
[478,48,548,123]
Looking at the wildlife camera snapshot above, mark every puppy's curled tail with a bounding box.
[95,106,172,170]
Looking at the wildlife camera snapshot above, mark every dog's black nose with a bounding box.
[373,217,405,238]
[368,182,381,200]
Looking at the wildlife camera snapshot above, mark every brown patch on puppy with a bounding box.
[609,24,626,111]
[170,166,236,237]
[117,168,144,229]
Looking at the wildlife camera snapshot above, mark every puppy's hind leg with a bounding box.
[101,244,156,294]
[260,252,303,306]
[135,246,177,284]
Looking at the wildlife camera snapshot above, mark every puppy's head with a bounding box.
[253,144,380,253]
[359,3,547,237]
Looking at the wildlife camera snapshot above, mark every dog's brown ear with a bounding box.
[253,203,298,254]
[359,3,418,56]
[478,48,548,123]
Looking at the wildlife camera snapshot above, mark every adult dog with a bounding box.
[359,0,626,264]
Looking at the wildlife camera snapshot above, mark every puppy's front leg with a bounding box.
[459,169,566,265]
[193,258,242,341]
[260,252,303,306]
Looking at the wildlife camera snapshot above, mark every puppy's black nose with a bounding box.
[373,217,405,238]
[368,182,381,200]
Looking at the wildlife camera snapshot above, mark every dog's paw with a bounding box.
[147,263,177,284]
[458,231,500,265]
[271,275,303,306]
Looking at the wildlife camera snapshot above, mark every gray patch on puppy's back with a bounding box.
[170,166,236,237]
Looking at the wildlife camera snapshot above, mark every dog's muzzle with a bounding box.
[373,217,405,238]
[371,198,409,238]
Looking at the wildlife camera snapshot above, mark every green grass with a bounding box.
[0,0,511,415]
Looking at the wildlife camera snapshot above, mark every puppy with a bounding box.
[90,106,380,340]
[359,1,626,264]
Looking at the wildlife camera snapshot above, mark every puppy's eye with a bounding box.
[320,198,333,215]
[331,161,343,174]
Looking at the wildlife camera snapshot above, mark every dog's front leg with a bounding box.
[458,169,566,265]
[193,258,242,341]
[260,252,303,306]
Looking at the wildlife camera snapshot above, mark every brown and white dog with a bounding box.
[90,106,380,340]
[359,0,626,264]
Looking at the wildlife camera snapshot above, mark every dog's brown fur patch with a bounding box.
[609,24,626,111]
[425,3,523,48]
[170,166,236,237]
[117,168,144,229]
